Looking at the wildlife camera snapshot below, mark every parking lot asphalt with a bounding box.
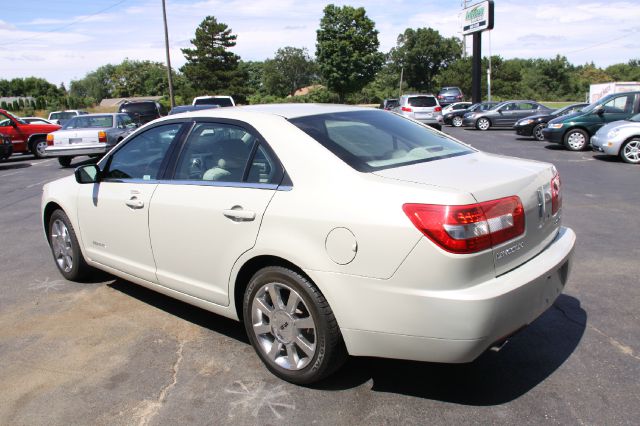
[1,127,638,425]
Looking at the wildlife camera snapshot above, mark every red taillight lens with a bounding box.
[437,95,443,99]
[551,172,562,215]
[98,131,107,143]
[403,196,525,254]
[434,106,442,112]
[401,106,412,112]
[46,133,54,146]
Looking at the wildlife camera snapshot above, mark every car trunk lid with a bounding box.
[374,152,562,276]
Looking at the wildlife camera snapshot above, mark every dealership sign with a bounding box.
[462,1,494,35]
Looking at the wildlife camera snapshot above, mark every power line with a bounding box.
[564,27,640,55]
[0,0,128,47]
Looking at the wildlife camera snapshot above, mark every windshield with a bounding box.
[552,104,585,116]
[63,115,113,129]
[120,103,159,114]
[290,110,474,172]
[50,112,77,120]
[439,88,461,95]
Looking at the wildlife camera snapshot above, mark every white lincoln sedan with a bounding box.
[42,104,575,384]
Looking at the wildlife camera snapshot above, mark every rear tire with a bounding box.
[476,118,491,130]
[533,123,546,141]
[48,209,92,281]
[30,137,47,159]
[564,129,589,151]
[620,138,640,164]
[58,157,72,167]
[243,266,346,385]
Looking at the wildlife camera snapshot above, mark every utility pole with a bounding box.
[162,0,175,108]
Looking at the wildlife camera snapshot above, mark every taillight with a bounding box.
[98,131,107,143]
[437,95,443,99]
[434,106,442,112]
[401,106,412,112]
[551,171,562,215]
[403,196,525,254]
[46,133,54,146]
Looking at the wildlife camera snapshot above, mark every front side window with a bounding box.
[603,94,635,114]
[103,123,182,180]
[291,110,473,172]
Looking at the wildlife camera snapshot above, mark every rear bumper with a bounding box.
[45,145,109,157]
[310,226,575,363]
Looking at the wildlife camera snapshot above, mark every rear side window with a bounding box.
[407,96,437,107]
[291,110,473,172]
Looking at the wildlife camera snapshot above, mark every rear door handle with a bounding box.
[125,197,144,209]
[223,208,256,222]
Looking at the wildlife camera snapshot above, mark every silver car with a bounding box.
[45,113,137,167]
[591,113,640,164]
[393,94,443,130]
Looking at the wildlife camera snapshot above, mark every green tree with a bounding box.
[316,4,383,102]
[390,28,461,92]
[605,59,640,82]
[180,16,245,99]
[263,47,316,97]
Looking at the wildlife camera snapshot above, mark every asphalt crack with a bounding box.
[134,339,186,426]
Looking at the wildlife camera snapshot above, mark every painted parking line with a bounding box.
[32,159,55,166]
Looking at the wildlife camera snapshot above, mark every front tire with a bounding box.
[476,117,491,130]
[31,137,47,159]
[564,129,589,151]
[48,209,92,281]
[533,123,546,141]
[58,156,72,167]
[452,116,463,127]
[243,266,346,385]
[620,138,640,164]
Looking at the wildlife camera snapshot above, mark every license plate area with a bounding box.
[69,138,83,144]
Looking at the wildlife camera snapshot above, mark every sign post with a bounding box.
[461,1,494,103]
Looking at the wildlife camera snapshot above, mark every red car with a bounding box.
[0,109,61,159]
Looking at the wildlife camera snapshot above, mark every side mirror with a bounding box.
[75,164,101,184]
[593,105,604,115]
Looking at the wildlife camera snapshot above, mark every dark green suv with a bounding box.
[543,91,640,151]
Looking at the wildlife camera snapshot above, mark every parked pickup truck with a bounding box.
[0,109,61,159]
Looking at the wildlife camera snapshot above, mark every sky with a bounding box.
[1,0,639,87]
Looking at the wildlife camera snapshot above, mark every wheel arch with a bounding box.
[232,255,315,322]
[27,133,48,146]
[43,201,63,238]
[562,126,591,139]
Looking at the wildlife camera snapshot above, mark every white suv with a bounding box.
[192,96,235,107]
[394,94,444,130]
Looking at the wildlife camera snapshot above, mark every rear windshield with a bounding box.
[119,103,159,114]
[194,97,233,107]
[439,88,461,95]
[63,115,113,129]
[407,96,437,107]
[290,110,473,172]
[50,112,77,120]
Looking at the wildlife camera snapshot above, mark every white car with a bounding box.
[41,104,575,384]
[21,116,55,125]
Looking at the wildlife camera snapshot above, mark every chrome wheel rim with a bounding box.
[453,116,462,127]
[478,118,489,130]
[623,140,640,163]
[51,219,73,272]
[534,124,545,141]
[567,132,586,150]
[251,282,316,371]
[36,140,47,156]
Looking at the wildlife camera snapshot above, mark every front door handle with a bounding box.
[125,197,144,209]
[223,208,256,222]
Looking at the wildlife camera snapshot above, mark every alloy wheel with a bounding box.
[477,118,490,130]
[533,124,546,141]
[452,116,463,127]
[51,219,73,272]
[251,282,317,371]
[622,140,640,164]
